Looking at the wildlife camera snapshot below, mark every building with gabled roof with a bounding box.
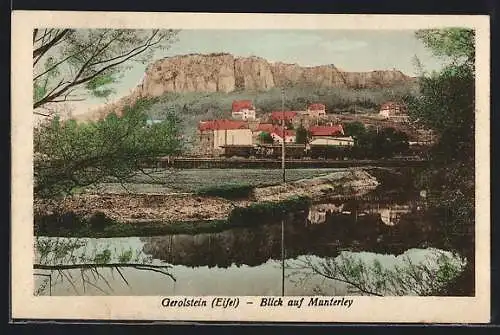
[379,101,407,119]
[270,128,296,144]
[309,125,345,137]
[198,119,248,131]
[307,103,327,118]
[198,119,252,155]
[231,100,256,121]
[271,111,298,123]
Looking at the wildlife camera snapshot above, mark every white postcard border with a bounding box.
[11,11,491,323]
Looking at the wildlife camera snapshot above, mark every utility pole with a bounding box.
[281,87,286,183]
[281,87,285,297]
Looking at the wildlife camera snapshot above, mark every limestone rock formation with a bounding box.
[80,53,414,121]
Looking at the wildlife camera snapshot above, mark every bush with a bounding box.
[196,183,254,200]
[88,211,115,231]
[34,211,87,233]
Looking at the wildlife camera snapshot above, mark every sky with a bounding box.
[67,29,450,116]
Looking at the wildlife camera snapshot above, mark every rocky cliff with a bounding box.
[79,53,414,121]
[142,53,413,95]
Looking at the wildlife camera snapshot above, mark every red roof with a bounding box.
[272,128,296,139]
[309,125,344,137]
[271,111,298,121]
[256,123,276,133]
[232,100,254,113]
[308,103,326,111]
[198,120,248,131]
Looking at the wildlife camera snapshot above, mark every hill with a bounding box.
[74,53,417,122]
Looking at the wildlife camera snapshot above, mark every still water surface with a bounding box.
[34,197,465,296]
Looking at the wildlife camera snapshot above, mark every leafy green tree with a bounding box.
[405,28,475,226]
[343,121,366,138]
[295,125,311,145]
[32,29,185,200]
[33,28,178,113]
[258,131,274,144]
[405,28,476,295]
[375,127,410,157]
[34,98,183,198]
[355,127,408,159]
[415,28,475,69]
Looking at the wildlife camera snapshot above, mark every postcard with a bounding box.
[11,11,490,323]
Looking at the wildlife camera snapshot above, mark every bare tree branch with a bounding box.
[33,36,161,108]
[33,29,38,44]
[33,43,94,81]
[33,29,71,65]
[89,30,160,67]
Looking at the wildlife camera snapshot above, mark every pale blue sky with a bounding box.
[74,29,450,114]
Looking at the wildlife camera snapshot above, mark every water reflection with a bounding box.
[306,202,413,226]
[142,199,440,268]
[286,249,466,296]
[34,198,467,296]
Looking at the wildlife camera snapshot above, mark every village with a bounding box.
[195,98,432,159]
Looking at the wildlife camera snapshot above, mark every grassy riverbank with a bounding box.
[35,196,312,238]
[34,168,399,238]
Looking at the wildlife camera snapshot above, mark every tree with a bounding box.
[295,125,311,145]
[33,28,179,113]
[374,127,409,158]
[355,127,408,159]
[405,28,475,214]
[415,28,475,69]
[405,28,476,295]
[34,98,183,198]
[343,121,366,139]
[32,28,186,199]
[258,131,274,144]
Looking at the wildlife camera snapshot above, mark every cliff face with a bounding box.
[78,53,414,121]
[142,53,413,96]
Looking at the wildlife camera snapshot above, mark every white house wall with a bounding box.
[213,129,253,148]
[310,137,354,146]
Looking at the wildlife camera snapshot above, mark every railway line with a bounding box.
[154,156,430,169]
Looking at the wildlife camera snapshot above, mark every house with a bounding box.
[310,136,354,147]
[270,128,296,144]
[251,123,277,144]
[309,125,345,138]
[379,101,407,119]
[198,120,253,155]
[271,111,298,124]
[255,123,276,133]
[232,100,256,121]
[307,103,327,118]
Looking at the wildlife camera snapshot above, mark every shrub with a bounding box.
[196,183,254,200]
[88,211,115,231]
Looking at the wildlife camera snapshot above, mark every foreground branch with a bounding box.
[34,263,176,282]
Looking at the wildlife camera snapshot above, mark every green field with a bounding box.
[91,168,346,194]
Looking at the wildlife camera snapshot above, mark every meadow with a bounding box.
[88,168,346,194]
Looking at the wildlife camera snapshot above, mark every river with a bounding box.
[34,196,468,296]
